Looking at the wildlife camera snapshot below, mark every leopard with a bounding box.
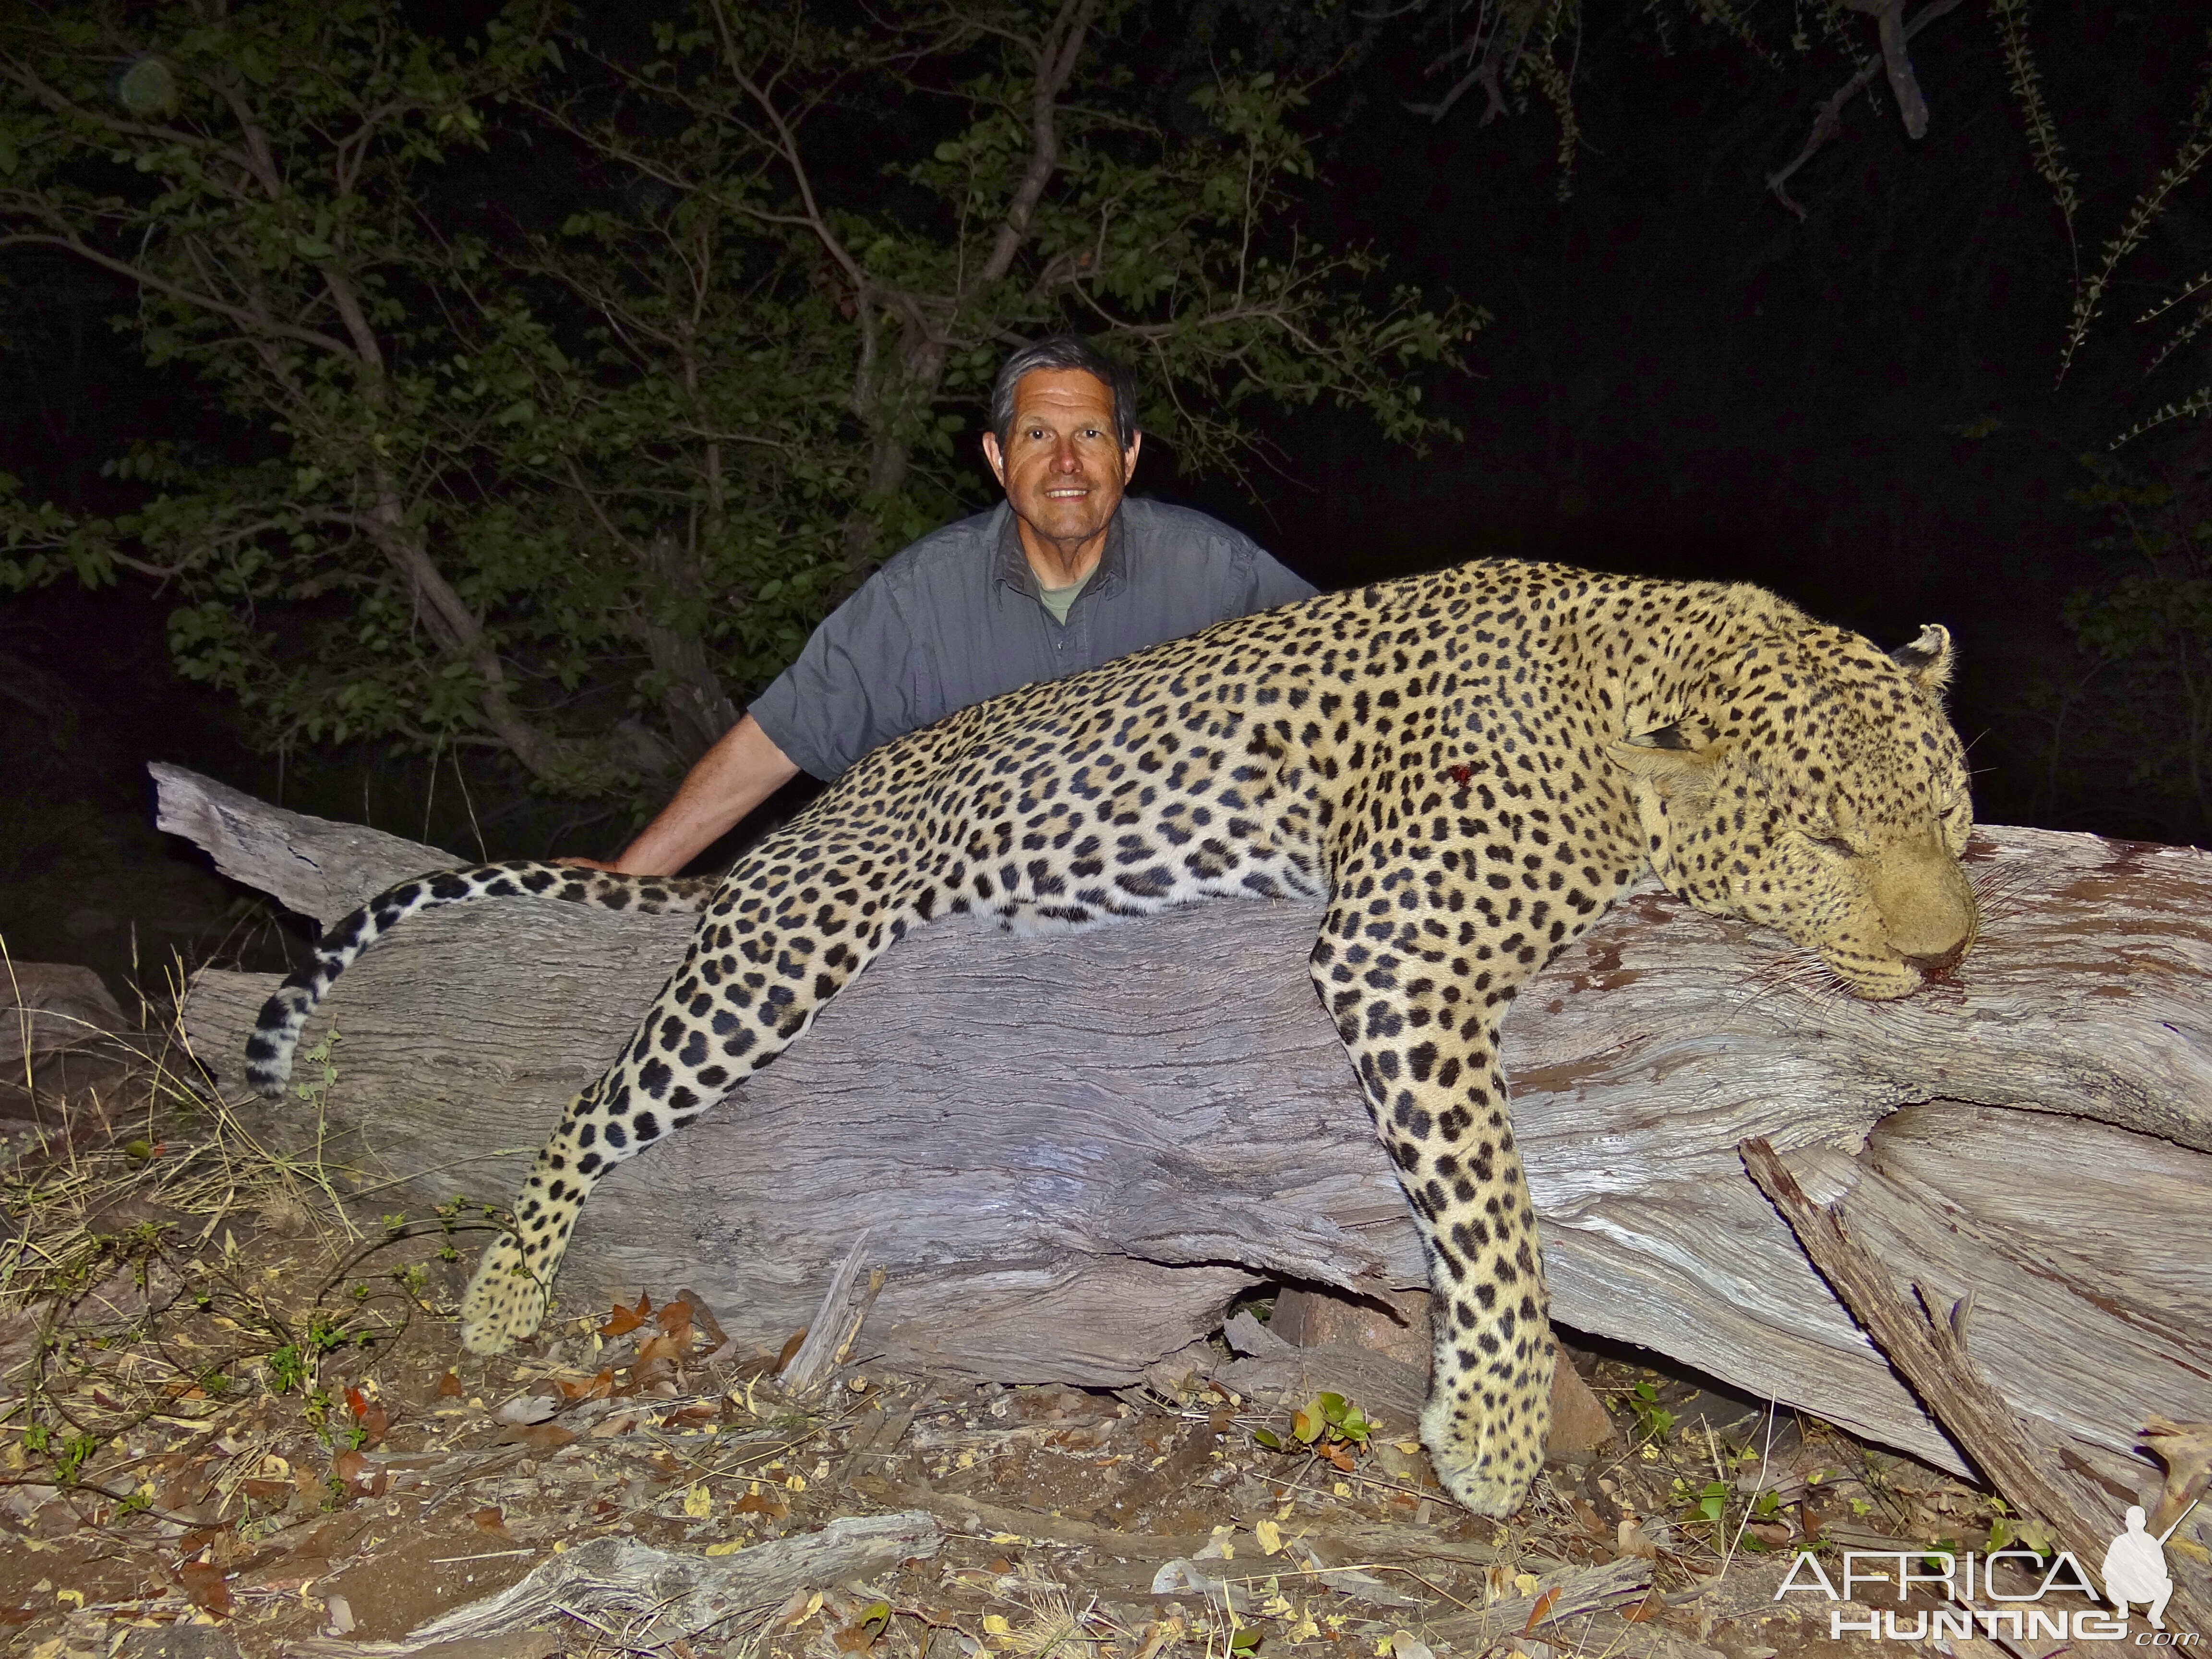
[244,557,1978,1518]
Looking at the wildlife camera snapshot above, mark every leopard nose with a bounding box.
[1905,939,1967,977]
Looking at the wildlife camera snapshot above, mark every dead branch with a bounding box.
[1767,0,1964,219]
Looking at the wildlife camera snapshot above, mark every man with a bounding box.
[579,336,1315,875]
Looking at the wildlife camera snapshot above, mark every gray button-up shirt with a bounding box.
[748,498,1316,780]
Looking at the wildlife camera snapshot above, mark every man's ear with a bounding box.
[1607,721,1729,801]
[1121,429,1142,481]
[981,429,1007,488]
[1888,624,1954,696]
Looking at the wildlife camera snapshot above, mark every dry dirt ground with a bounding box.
[0,1045,2093,1659]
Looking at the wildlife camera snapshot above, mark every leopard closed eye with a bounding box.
[244,557,1977,1519]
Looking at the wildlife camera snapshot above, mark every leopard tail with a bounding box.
[243,863,717,1098]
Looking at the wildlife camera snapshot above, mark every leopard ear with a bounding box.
[1889,624,1954,695]
[1608,724,1728,799]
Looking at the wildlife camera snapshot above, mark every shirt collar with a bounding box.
[990,501,1127,598]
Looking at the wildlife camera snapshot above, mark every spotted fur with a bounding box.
[246,559,1978,1517]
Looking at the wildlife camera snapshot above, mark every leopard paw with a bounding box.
[1419,1374,1550,1519]
[458,1235,549,1355]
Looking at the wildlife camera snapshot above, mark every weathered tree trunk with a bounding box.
[156,763,2212,1522]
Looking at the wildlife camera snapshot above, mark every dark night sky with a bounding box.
[4,1,2207,982]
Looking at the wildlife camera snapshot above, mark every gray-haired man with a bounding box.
[577,336,1315,876]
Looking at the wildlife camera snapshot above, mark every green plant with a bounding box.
[266,1344,309,1394]
[1253,1391,1375,1467]
[1685,1478,1730,1528]
[1626,1381,1677,1444]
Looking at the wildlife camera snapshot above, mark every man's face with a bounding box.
[981,369,1142,550]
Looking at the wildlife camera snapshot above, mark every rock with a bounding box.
[0,961,126,1066]
[1272,1286,1429,1368]
[1265,1288,1617,1458]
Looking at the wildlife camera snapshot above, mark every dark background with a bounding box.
[5,0,2205,993]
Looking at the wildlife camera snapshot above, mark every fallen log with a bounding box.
[156,764,2212,1523]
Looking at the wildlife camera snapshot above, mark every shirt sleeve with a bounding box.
[745,573,939,781]
[1249,546,1319,608]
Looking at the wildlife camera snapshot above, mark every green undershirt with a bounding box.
[1036,568,1095,625]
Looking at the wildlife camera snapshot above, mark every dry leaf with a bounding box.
[1621,1590,1666,1623]
[655,1298,697,1346]
[178,1561,231,1618]
[493,1393,560,1426]
[775,1326,809,1373]
[1617,1519,1659,1560]
[438,1370,465,1398]
[735,1490,790,1520]
[2142,1417,2212,1536]
[1521,1587,1560,1632]
[557,1368,614,1402]
[472,1505,513,1538]
[676,1286,730,1350]
[601,1292,652,1336]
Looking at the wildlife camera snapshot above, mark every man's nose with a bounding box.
[1051,440,1082,471]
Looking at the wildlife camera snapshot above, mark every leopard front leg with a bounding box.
[1408,1109,1554,1518]
[1313,956,1554,1515]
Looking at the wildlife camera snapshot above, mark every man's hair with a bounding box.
[989,335,1140,451]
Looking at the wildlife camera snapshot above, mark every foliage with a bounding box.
[1251,1388,1374,1470]
[0,0,1474,798]
[2022,451,2212,842]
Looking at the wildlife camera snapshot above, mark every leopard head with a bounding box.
[1609,621,1976,1000]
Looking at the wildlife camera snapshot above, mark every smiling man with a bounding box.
[580,336,1315,876]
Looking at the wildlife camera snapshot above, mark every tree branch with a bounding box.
[1766,0,1963,220]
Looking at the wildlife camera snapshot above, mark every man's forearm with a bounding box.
[609,714,801,875]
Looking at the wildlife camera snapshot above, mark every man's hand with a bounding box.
[557,715,801,878]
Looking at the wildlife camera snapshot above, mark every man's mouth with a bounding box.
[1044,486,1088,499]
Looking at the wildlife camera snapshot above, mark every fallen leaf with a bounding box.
[493,1393,560,1426]
[1255,1518,1283,1555]
[331,1449,368,1497]
[1746,1521,1794,1549]
[735,1490,789,1519]
[1621,1590,1666,1623]
[472,1505,512,1538]
[178,1562,231,1618]
[683,1484,712,1518]
[1617,1519,1660,1561]
[655,1299,696,1346]
[676,1287,730,1349]
[438,1370,465,1398]
[775,1326,808,1373]
[1521,1587,1560,1632]
[704,1538,745,1557]
[348,1394,389,1448]
[601,1292,652,1336]
[557,1369,614,1402]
